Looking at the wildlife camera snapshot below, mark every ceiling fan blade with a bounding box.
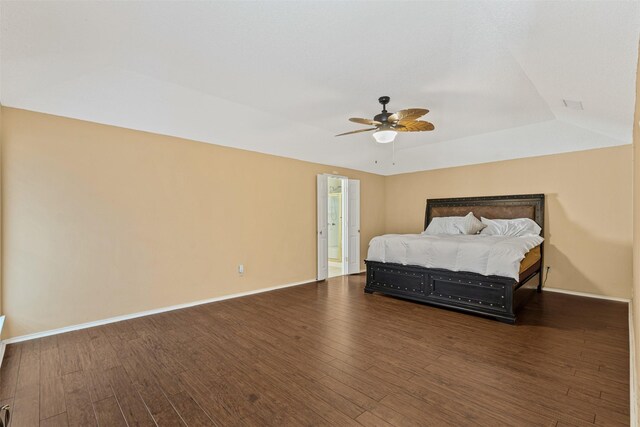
[388,108,429,123]
[335,127,378,137]
[349,117,382,126]
[395,120,435,132]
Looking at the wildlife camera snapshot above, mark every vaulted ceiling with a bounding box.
[1,1,638,175]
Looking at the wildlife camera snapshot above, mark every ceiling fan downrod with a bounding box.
[378,96,390,114]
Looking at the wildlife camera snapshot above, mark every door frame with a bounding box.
[318,173,357,280]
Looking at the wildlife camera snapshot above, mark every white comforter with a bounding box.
[367,234,544,280]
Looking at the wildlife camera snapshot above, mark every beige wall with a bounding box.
[2,106,635,339]
[385,146,633,299]
[1,108,386,338]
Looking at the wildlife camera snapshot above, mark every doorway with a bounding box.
[317,174,360,280]
[327,177,346,277]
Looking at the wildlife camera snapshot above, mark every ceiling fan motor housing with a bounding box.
[374,113,391,123]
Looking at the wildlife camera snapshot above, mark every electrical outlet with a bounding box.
[238,264,244,275]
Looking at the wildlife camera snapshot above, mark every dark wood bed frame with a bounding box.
[364,194,545,324]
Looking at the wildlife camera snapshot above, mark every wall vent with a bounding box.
[562,99,584,110]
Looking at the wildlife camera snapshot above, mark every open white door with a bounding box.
[347,179,360,274]
[317,174,329,280]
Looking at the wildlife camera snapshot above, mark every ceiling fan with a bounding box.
[336,96,434,143]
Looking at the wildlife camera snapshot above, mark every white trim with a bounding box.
[543,287,631,303]
[630,302,637,427]
[321,173,348,179]
[0,316,6,368]
[4,278,317,344]
[346,178,360,275]
[317,174,329,281]
[341,177,348,275]
[0,343,5,369]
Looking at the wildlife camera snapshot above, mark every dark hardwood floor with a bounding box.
[0,273,630,426]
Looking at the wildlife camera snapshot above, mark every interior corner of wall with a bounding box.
[630,299,638,426]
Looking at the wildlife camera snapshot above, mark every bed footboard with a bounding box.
[364,260,539,323]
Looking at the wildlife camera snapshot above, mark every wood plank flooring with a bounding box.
[0,273,630,426]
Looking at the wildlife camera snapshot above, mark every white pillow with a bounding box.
[457,212,486,235]
[423,212,485,235]
[423,216,463,235]
[479,217,541,237]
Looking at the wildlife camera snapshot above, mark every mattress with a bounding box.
[366,233,544,280]
[519,246,541,274]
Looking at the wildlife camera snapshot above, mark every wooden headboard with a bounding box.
[424,194,545,233]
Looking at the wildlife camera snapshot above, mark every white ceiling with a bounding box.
[1,1,638,175]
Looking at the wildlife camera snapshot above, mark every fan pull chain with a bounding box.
[392,140,396,166]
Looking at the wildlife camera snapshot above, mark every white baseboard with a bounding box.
[543,287,631,303]
[630,303,637,427]
[4,278,317,344]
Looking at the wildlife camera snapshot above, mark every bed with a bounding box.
[364,194,545,324]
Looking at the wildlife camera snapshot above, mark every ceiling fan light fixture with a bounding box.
[373,129,397,144]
